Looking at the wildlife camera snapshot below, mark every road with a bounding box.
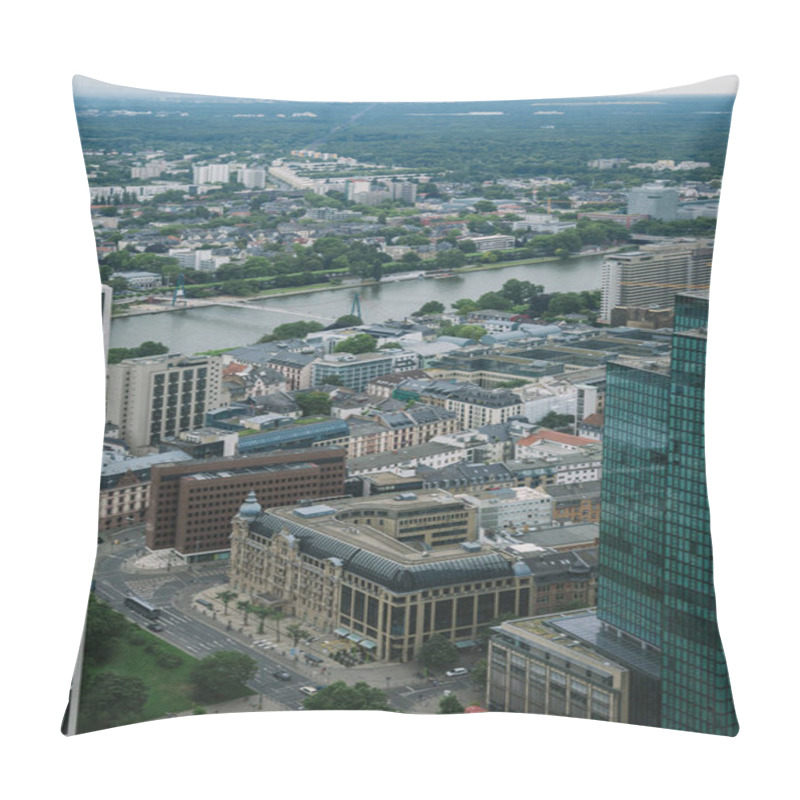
[93,535,315,710]
[92,529,484,713]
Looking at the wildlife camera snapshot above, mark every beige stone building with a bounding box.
[106,353,223,452]
[228,491,597,662]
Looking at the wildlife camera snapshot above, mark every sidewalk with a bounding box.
[127,553,484,714]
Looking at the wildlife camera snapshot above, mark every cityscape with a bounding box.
[67,76,738,736]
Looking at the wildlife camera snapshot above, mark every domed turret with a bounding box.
[512,560,532,577]
[238,491,262,519]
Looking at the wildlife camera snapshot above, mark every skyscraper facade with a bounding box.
[597,361,670,648]
[597,290,738,735]
[661,293,737,734]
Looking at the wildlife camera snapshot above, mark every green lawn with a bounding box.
[78,627,252,732]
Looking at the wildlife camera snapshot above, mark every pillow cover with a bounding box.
[64,75,739,737]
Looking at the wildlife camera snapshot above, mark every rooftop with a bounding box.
[248,492,519,591]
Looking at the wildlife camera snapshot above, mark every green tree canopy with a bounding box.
[258,320,324,343]
[295,391,332,417]
[418,634,459,671]
[191,651,257,703]
[439,694,465,714]
[412,300,445,316]
[108,341,169,365]
[331,314,363,328]
[302,681,395,711]
[440,324,487,341]
[334,333,377,354]
[475,291,514,311]
[79,673,148,732]
[536,411,575,430]
[83,594,129,665]
[285,624,313,647]
[451,298,478,315]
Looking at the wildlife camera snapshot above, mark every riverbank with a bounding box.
[112,279,377,318]
[112,248,615,319]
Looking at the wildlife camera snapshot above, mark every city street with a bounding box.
[91,533,484,714]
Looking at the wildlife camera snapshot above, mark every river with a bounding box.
[109,253,604,354]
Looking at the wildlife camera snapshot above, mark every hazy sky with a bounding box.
[73,74,739,101]
[642,75,738,94]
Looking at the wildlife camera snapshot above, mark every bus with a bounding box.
[124,596,161,621]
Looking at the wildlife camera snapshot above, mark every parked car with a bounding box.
[445,667,469,677]
[299,686,318,696]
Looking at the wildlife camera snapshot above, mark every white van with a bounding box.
[445,667,469,677]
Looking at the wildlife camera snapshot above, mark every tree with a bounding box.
[137,340,169,357]
[334,334,376,354]
[266,607,285,642]
[412,300,445,316]
[215,590,238,615]
[257,320,324,343]
[441,324,486,341]
[536,411,575,430]
[286,624,313,647]
[83,594,129,665]
[331,314,363,328]
[451,298,478,315]
[295,391,331,417]
[470,658,488,688]
[108,341,169,365]
[191,651,257,703]
[501,279,543,306]
[79,673,148,732]
[439,694,465,714]
[547,293,584,316]
[251,605,272,635]
[476,291,514,311]
[302,681,395,711]
[418,634,459,672]
[236,600,251,626]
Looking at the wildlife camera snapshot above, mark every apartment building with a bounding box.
[106,353,224,452]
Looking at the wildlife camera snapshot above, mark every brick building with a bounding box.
[145,447,346,560]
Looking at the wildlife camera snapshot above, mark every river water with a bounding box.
[110,253,604,354]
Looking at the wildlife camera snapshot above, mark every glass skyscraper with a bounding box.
[598,291,738,735]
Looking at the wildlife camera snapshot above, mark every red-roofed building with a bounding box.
[577,413,604,442]
[516,428,596,450]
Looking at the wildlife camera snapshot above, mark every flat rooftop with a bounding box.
[261,491,480,564]
[497,612,626,678]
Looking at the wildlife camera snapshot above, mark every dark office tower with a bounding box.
[598,362,670,648]
[661,293,738,735]
[597,291,738,735]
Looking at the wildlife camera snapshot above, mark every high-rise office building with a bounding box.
[661,292,737,734]
[597,361,670,647]
[600,240,713,322]
[487,291,738,735]
[598,290,738,735]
